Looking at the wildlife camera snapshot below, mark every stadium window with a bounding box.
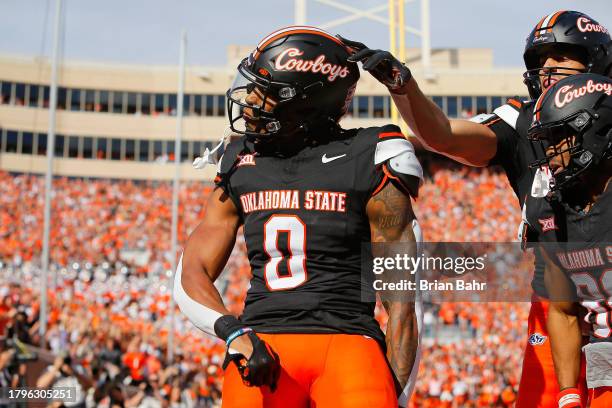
[99,90,109,112]
[96,138,107,159]
[67,136,79,158]
[0,82,10,104]
[125,139,135,160]
[141,93,151,115]
[181,141,189,161]
[182,95,190,116]
[447,96,458,117]
[139,140,150,162]
[0,129,5,152]
[83,137,93,159]
[357,96,368,118]
[21,132,33,154]
[432,96,443,110]
[42,86,50,108]
[57,86,68,109]
[217,95,226,116]
[112,92,123,113]
[194,95,202,115]
[166,141,175,159]
[15,83,25,106]
[54,135,65,157]
[111,138,121,160]
[6,130,17,153]
[460,96,473,118]
[205,95,214,116]
[69,89,80,111]
[476,96,487,114]
[491,96,502,110]
[28,84,39,107]
[169,94,178,116]
[153,140,163,159]
[127,92,137,114]
[84,90,95,112]
[154,94,164,115]
[37,133,47,155]
[110,139,121,160]
[191,141,202,160]
[373,96,384,118]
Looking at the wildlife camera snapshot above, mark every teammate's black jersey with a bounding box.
[215,125,410,348]
[475,98,548,297]
[526,188,612,343]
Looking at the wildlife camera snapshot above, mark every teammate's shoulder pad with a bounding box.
[493,97,528,130]
[469,113,497,125]
[375,136,423,197]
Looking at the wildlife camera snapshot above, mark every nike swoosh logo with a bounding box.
[322,153,346,164]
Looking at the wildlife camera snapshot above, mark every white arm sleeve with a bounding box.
[173,253,223,338]
[398,219,423,407]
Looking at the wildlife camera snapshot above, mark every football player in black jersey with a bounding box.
[174,26,423,408]
[342,10,611,407]
[524,73,612,408]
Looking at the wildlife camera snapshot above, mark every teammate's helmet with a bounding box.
[528,73,612,191]
[523,11,611,99]
[226,26,359,141]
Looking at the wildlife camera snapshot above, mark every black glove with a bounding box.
[338,35,412,94]
[222,331,281,392]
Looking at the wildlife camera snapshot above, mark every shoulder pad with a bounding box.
[469,113,497,124]
[375,137,423,197]
[493,97,528,130]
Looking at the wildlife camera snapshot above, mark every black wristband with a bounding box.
[214,315,246,341]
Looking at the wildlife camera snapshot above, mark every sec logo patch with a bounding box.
[528,333,547,346]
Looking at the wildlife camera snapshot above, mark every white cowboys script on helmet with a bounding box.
[321,153,347,163]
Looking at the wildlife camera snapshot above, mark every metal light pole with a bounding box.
[168,29,187,364]
[39,0,62,346]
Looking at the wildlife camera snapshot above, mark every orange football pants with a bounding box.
[221,333,397,408]
[589,387,612,407]
[516,295,588,408]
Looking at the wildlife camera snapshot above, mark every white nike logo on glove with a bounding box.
[321,153,346,163]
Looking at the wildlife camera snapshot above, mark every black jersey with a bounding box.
[526,188,612,343]
[474,98,548,297]
[215,125,412,348]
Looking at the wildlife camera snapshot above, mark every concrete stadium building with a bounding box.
[0,46,527,181]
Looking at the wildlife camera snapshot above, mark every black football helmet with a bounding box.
[528,73,612,192]
[226,26,360,141]
[523,11,611,99]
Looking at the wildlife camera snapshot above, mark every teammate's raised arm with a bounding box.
[340,36,497,167]
[367,181,419,404]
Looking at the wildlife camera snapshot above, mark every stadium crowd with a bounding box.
[0,165,528,407]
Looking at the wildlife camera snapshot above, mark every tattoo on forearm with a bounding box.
[385,300,419,392]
